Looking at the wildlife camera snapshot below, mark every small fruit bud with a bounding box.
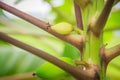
[51,22,73,35]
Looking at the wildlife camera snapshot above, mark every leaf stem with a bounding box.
[90,0,115,37]
[105,44,120,65]
[74,0,83,30]
[0,32,92,80]
[0,1,83,49]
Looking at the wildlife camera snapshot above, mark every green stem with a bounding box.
[84,32,102,65]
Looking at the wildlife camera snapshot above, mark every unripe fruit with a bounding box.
[36,57,74,79]
[51,22,73,35]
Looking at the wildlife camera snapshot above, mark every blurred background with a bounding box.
[0,0,120,80]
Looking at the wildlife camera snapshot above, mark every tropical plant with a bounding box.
[0,0,120,80]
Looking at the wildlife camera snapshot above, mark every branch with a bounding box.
[0,32,92,80]
[105,44,120,64]
[0,1,83,49]
[0,72,37,80]
[90,0,115,37]
[74,0,83,30]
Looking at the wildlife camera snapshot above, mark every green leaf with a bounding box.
[62,43,80,59]
[0,40,10,46]
[9,34,60,57]
[0,46,44,76]
[49,0,75,24]
[104,31,120,48]
[106,56,120,80]
[36,57,74,79]
[105,10,120,31]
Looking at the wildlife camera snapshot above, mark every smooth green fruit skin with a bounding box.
[36,57,74,79]
[51,22,73,35]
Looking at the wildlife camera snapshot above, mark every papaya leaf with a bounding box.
[105,10,120,31]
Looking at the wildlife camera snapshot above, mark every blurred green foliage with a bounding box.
[0,0,120,80]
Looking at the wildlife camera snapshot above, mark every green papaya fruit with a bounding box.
[36,57,74,79]
[51,22,73,35]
